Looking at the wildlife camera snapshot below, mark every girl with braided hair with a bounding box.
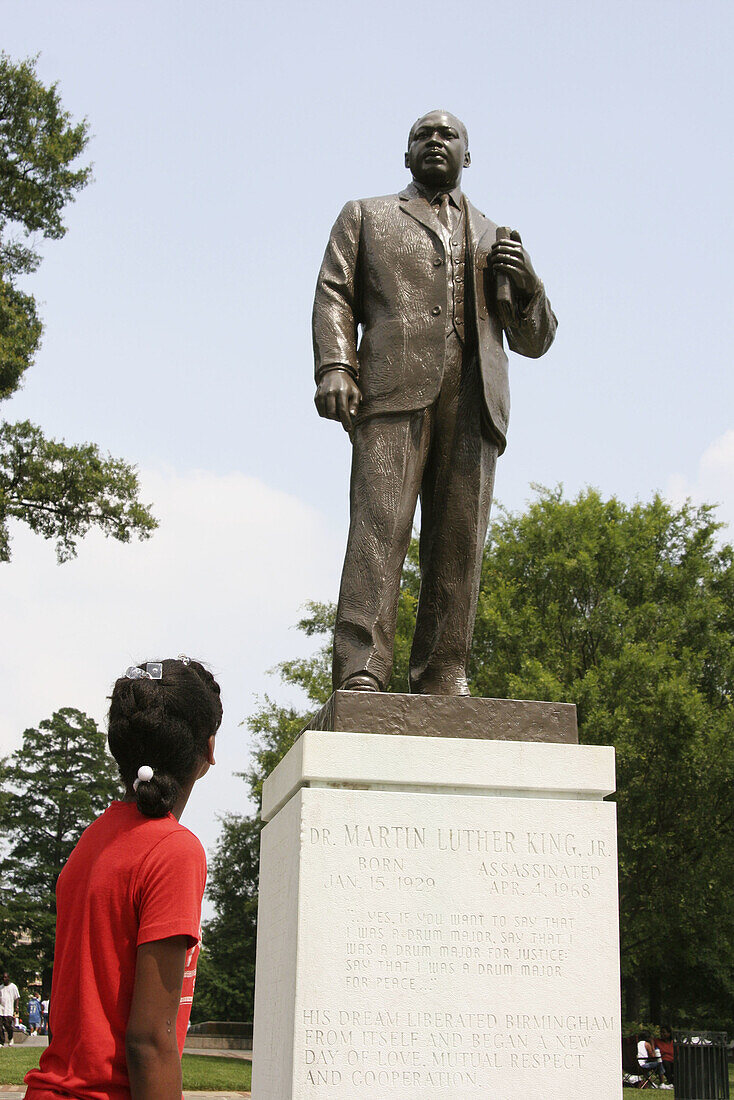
[25,657,222,1100]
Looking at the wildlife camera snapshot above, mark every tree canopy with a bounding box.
[0,52,156,561]
[0,52,90,395]
[0,420,156,562]
[470,487,734,1025]
[191,814,260,1024]
[203,487,734,1029]
[0,708,120,993]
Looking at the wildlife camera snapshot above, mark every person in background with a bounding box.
[28,993,42,1035]
[0,974,20,1046]
[40,997,49,1035]
[656,1025,675,1086]
[637,1031,673,1088]
[24,656,222,1100]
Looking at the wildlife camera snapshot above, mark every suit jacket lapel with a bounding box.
[399,184,494,258]
[464,197,494,258]
[463,198,496,328]
[398,183,445,251]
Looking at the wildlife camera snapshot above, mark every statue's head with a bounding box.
[405,110,470,190]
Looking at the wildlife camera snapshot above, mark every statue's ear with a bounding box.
[464,150,471,168]
[404,152,410,168]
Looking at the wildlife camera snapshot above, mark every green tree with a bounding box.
[469,487,734,1025]
[0,708,120,994]
[192,815,261,1024]
[0,52,156,561]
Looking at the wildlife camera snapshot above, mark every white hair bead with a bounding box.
[133,765,155,791]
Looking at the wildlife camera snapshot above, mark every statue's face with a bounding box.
[406,111,469,189]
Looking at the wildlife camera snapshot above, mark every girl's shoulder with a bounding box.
[60,803,204,892]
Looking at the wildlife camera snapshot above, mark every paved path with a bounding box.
[0,1086,250,1095]
[0,1090,251,1098]
[184,1046,252,1060]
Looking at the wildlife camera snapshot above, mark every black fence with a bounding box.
[674,1030,730,1100]
[188,1020,253,1046]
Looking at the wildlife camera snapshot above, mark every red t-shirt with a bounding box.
[25,801,206,1100]
[657,1037,675,1062]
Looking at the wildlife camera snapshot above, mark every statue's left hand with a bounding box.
[489,230,541,297]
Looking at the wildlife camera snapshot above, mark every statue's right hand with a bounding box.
[314,369,362,432]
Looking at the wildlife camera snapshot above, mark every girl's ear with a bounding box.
[206,734,216,767]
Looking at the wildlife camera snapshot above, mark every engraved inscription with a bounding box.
[300,1009,616,1088]
[296,795,619,1095]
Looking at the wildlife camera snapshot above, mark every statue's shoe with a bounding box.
[340,672,382,692]
[410,674,471,696]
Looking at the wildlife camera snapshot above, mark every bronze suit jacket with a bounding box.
[312,181,557,454]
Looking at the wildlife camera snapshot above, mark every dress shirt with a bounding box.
[413,182,466,341]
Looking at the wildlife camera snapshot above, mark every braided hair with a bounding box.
[108,658,222,818]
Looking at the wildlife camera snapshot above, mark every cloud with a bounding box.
[0,467,343,857]
[667,430,734,533]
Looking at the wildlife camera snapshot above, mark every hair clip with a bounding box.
[124,663,163,681]
[178,654,191,665]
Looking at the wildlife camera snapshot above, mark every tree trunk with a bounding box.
[623,974,641,1022]
[42,966,53,999]
[648,967,662,1025]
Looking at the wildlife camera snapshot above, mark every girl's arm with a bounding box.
[126,935,188,1100]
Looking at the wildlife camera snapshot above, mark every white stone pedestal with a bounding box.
[252,731,622,1099]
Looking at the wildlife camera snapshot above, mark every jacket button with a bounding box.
[431,306,441,316]
[433,258,443,266]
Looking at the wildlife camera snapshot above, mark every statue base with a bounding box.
[304,689,578,742]
[252,699,622,1099]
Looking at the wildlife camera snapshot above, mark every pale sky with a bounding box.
[1,0,733,870]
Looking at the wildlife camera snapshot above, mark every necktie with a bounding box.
[438,192,451,231]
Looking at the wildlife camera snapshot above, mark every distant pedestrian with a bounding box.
[0,973,20,1045]
[41,997,49,1035]
[28,994,42,1034]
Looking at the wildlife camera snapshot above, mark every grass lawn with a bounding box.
[0,1046,252,1091]
[182,1053,252,1091]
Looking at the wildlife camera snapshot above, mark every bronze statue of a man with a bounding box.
[313,110,556,696]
